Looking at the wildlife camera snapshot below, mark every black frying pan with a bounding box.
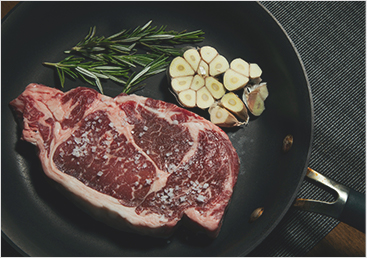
[1,2,363,256]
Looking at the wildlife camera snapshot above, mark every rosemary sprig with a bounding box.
[43,54,170,95]
[66,20,204,56]
[43,56,130,94]
[122,54,170,94]
[44,21,205,94]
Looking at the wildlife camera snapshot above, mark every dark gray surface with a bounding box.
[249,2,365,256]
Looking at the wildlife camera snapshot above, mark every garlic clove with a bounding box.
[209,105,244,127]
[230,58,250,77]
[171,76,193,93]
[178,89,196,108]
[196,86,215,109]
[258,82,269,100]
[205,77,226,100]
[200,46,218,64]
[219,92,249,122]
[183,48,201,72]
[249,63,262,79]
[246,82,268,100]
[209,55,229,76]
[223,69,249,91]
[190,74,205,91]
[169,57,195,78]
[243,88,265,116]
[197,60,209,77]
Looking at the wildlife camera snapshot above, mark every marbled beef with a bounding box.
[10,83,239,237]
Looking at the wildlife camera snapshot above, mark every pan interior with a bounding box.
[1,2,313,256]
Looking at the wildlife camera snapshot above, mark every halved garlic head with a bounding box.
[171,76,193,93]
[169,57,195,78]
[219,92,249,122]
[205,77,225,100]
[209,55,229,76]
[200,46,218,64]
[223,69,249,91]
[197,87,214,109]
[183,48,201,71]
[168,45,268,127]
[178,89,196,108]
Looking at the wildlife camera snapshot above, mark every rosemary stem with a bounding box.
[43,62,76,68]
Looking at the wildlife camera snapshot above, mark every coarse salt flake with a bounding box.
[196,195,206,202]
[72,147,83,157]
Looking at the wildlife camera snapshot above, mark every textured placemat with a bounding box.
[249,2,365,256]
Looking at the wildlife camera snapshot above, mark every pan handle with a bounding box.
[293,168,365,233]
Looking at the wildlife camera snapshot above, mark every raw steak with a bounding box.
[10,83,239,237]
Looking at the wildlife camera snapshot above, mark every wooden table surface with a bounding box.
[1,1,365,257]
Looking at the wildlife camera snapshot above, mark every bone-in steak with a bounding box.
[10,83,239,237]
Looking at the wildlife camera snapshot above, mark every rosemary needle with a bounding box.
[43,21,204,94]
